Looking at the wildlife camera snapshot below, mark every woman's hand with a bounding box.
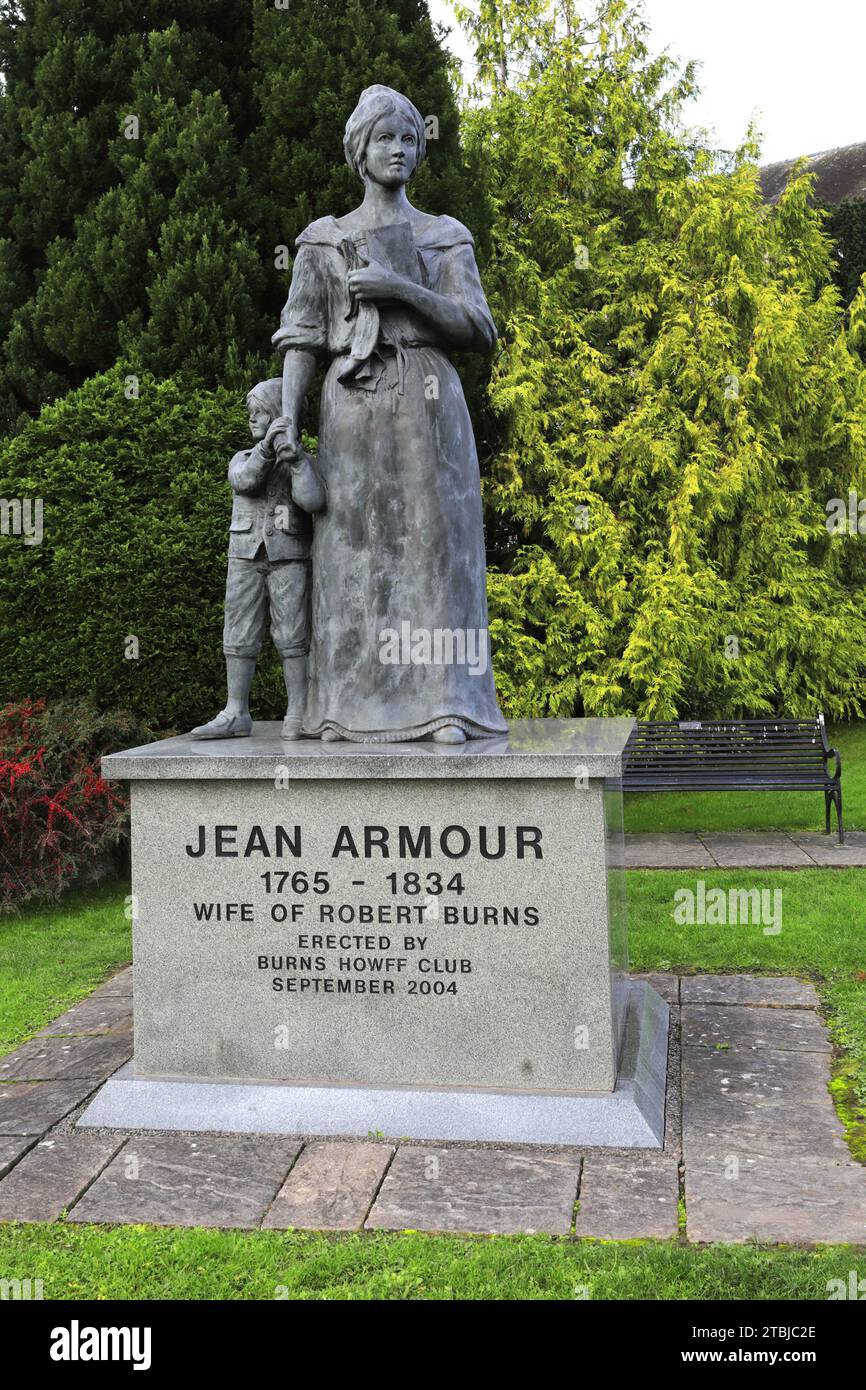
[264,416,300,462]
[275,429,301,465]
[347,258,407,303]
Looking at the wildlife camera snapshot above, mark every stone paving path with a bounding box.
[625,829,866,868]
[0,966,864,1243]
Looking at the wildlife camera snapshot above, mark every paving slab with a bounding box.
[682,1046,847,1158]
[0,1135,36,1178]
[624,834,717,869]
[683,1041,836,1107]
[632,972,679,1005]
[263,1141,393,1231]
[367,1145,581,1235]
[684,1097,851,1163]
[93,968,134,997]
[576,1153,680,1239]
[697,832,813,868]
[791,831,866,867]
[35,994,133,1037]
[686,1153,866,1245]
[681,1003,829,1054]
[0,1134,125,1223]
[68,1134,301,1229]
[0,1079,100,1136]
[684,1114,851,1164]
[680,975,818,1008]
[0,1031,133,1082]
[625,832,866,870]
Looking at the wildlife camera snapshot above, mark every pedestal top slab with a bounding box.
[102,717,635,782]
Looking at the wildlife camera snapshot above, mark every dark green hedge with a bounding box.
[0,368,289,731]
[824,196,866,306]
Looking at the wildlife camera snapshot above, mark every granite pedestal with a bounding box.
[79,719,669,1146]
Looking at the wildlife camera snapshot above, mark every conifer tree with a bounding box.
[0,0,253,428]
[33,28,265,388]
[825,197,866,309]
[459,0,866,717]
[0,0,471,429]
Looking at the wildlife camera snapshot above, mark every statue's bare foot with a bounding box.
[321,728,343,742]
[281,714,303,741]
[190,711,252,740]
[432,724,466,745]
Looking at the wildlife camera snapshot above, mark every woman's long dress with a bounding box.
[275,213,508,743]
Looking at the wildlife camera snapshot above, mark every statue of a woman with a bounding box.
[273,85,507,745]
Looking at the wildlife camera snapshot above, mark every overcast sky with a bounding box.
[429,0,865,165]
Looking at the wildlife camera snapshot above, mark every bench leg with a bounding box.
[825,788,844,843]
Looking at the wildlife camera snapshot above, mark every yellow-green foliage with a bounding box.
[466,1,866,718]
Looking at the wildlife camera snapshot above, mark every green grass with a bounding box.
[826,979,866,1159]
[623,721,866,834]
[0,1224,861,1300]
[0,881,131,1056]
[627,866,866,977]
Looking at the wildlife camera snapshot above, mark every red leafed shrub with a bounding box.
[0,698,151,913]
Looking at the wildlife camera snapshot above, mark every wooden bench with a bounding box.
[621,715,844,842]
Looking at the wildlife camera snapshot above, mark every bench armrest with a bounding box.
[824,745,842,782]
[817,714,841,781]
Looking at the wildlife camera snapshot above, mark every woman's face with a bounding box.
[364,111,419,188]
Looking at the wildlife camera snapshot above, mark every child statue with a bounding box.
[191,378,324,742]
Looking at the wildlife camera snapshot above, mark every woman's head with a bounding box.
[343,85,426,185]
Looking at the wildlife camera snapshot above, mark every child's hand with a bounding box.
[263,416,298,459]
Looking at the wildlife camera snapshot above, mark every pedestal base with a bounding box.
[79,981,668,1148]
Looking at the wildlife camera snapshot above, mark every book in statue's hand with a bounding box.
[341,221,422,383]
[364,220,422,285]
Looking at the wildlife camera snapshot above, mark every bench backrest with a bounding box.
[624,718,827,776]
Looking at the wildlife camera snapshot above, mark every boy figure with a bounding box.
[191,378,314,742]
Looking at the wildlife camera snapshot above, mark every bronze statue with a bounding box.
[194,85,506,745]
